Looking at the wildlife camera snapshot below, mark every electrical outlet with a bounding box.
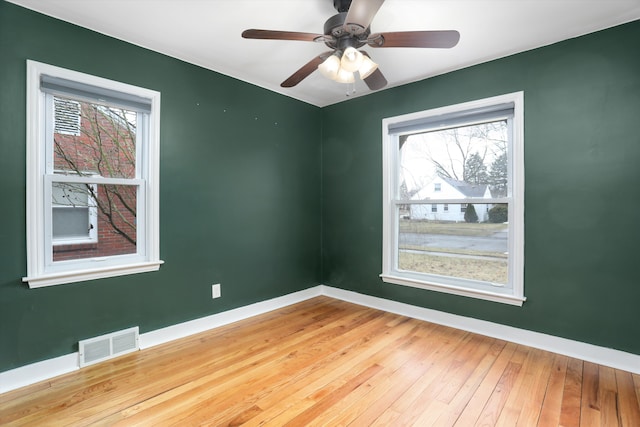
[211,283,221,299]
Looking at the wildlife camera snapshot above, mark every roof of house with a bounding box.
[442,177,489,198]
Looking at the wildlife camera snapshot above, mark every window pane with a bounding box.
[398,121,508,201]
[53,95,137,179]
[52,182,93,241]
[398,204,508,285]
[52,184,138,262]
[53,207,90,239]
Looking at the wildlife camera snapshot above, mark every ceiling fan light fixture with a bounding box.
[334,67,355,84]
[340,47,364,72]
[318,53,341,79]
[358,56,378,79]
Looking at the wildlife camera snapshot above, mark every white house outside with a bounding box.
[409,177,492,222]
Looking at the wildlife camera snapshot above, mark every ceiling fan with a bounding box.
[241,0,460,91]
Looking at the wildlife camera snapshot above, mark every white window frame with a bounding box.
[24,60,163,288]
[381,92,525,306]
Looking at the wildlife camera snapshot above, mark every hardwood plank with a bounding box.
[452,341,518,426]
[514,348,554,426]
[1,296,342,425]
[580,361,601,427]
[473,344,529,426]
[616,369,640,426]
[281,363,385,426]
[330,331,464,426]
[559,357,584,427]
[598,365,620,427]
[98,305,391,425]
[494,347,541,426]
[538,353,569,427]
[634,373,640,412]
[1,296,638,426]
[431,340,508,427]
[174,311,410,426]
[495,347,553,426]
[363,327,474,426]
[398,334,497,426]
[300,322,462,426]
[237,314,425,425]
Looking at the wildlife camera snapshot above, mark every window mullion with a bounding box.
[394,198,510,205]
[49,175,144,186]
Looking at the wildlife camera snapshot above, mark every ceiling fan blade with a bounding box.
[368,30,460,48]
[242,29,329,43]
[281,52,333,88]
[360,51,387,90]
[363,68,387,90]
[344,0,385,35]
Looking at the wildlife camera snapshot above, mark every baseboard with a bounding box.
[320,285,640,375]
[139,286,323,349]
[0,286,322,394]
[2,284,638,394]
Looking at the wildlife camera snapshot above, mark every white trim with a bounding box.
[0,353,79,395]
[2,285,638,395]
[0,286,322,394]
[320,286,640,375]
[380,274,525,306]
[23,260,164,288]
[139,286,322,349]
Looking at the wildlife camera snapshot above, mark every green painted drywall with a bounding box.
[1,0,638,376]
[321,20,640,355]
[0,1,322,371]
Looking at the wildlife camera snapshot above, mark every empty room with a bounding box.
[1,0,639,425]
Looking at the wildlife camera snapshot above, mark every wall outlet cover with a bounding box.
[212,284,221,299]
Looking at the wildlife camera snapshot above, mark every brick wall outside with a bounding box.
[52,100,137,262]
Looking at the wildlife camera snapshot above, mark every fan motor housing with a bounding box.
[324,12,369,50]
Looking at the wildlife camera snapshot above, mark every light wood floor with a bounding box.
[1,296,639,426]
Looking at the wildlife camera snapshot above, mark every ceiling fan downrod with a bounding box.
[333,0,352,13]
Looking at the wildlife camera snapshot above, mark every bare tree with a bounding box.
[426,121,506,185]
[54,100,137,246]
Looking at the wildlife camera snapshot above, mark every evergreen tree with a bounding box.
[488,152,508,197]
[464,204,479,223]
[488,205,508,223]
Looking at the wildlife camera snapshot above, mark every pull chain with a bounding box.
[345,81,356,97]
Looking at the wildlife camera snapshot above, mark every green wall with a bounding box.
[0,2,322,372]
[322,20,640,355]
[1,1,638,375]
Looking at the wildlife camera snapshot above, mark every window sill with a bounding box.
[380,273,525,306]
[23,260,164,288]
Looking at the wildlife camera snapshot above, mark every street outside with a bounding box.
[399,229,507,255]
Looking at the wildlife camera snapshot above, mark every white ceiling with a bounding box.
[8,0,640,107]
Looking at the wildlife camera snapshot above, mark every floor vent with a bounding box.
[78,327,139,368]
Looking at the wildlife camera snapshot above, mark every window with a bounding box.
[53,97,81,135]
[51,180,98,245]
[24,60,163,288]
[431,204,437,213]
[381,92,524,305]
